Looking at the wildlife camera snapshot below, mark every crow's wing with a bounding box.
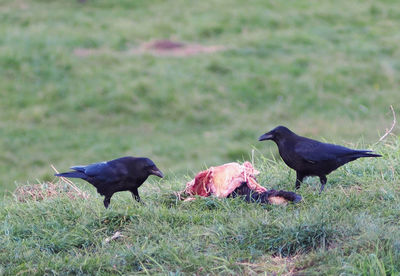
[71,161,127,183]
[294,140,355,163]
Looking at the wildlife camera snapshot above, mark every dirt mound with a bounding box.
[146,40,185,50]
[137,39,225,57]
[74,39,226,58]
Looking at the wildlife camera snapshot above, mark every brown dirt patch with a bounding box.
[147,40,185,50]
[136,39,226,57]
[74,39,226,58]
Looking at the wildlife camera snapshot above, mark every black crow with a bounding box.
[55,156,163,208]
[258,126,381,192]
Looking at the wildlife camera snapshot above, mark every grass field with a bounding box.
[1,0,400,274]
[1,140,400,275]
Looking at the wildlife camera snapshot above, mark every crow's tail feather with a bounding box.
[54,171,86,179]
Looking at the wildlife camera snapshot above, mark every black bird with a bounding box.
[258,126,381,192]
[55,156,164,208]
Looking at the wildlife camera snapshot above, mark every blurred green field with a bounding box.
[1,0,399,194]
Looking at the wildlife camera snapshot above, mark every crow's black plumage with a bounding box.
[55,156,163,208]
[258,126,381,192]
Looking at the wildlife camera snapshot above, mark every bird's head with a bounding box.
[141,158,164,178]
[258,126,293,142]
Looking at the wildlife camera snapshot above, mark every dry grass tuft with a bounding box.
[13,181,88,202]
[236,255,300,275]
[13,165,89,202]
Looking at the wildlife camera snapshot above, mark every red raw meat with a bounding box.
[184,161,267,200]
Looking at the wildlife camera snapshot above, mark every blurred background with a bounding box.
[1,0,399,194]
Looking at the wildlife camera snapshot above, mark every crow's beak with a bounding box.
[258,132,273,141]
[150,167,164,178]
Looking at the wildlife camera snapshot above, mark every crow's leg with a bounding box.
[103,196,111,208]
[130,188,141,202]
[319,176,327,194]
[295,172,305,189]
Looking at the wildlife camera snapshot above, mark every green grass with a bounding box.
[1,0,400,274]
[1,139,399,275]
[1,0,399,194]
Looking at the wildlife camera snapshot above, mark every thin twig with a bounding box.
[51,164,88,198]
[377,105,396,143]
